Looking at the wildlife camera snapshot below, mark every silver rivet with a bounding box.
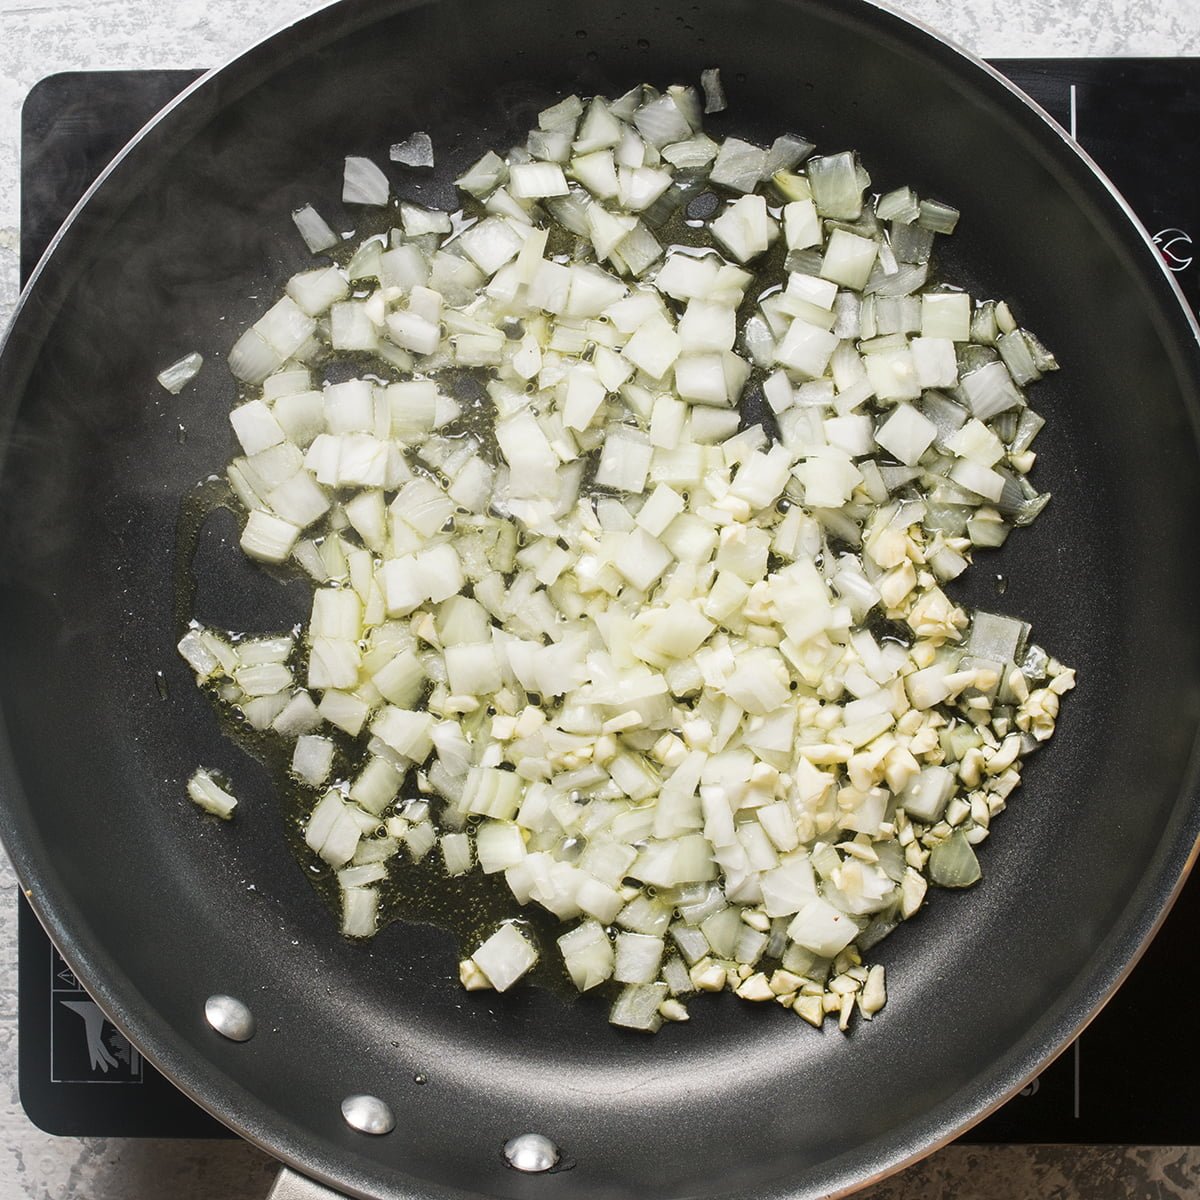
[204,994,256,1042]
[341,1094,395,1136]
[504,1133,559,1173]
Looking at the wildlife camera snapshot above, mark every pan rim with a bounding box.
[2,1,1200,1198]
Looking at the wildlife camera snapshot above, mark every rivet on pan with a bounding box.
[204,994,256,1042]
[504,1133,559,1173]
[341,1094,395,1136]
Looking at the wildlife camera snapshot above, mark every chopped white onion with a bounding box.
[509,162,569,199]
[614,932,666,984]
[341,886,379,938]
[343,156,390,206]
[180,77,1073,1042]
[187,768,237,820]
[609,982,668,1032]
[700,68,727,114]
[471,923,538,991]
[292,204,340,253]
[710,137,768,193]
[559,920,615,991]
[157,352,203,394]
[292,734,335,787]
[390,132,434,167]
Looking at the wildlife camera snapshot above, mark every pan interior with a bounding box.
[1,1,1199,1198]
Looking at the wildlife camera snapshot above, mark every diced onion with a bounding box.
[700,68,727,114]
[187,768,237,820]
[471,923,538,991]
[710,137,768,193]
[343,156,391,206]
[157,352,203,394]
[292,204,340,253]
[609,982,668,1032]
[179,75,1073,1042]
[390,132,434,168]
[928,830,981,887]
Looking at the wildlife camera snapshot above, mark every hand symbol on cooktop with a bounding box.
[61,1000,120,1073]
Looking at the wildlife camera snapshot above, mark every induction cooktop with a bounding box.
[14,59,1200,1143]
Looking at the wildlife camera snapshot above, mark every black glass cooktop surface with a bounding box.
[14,60,1200,1142]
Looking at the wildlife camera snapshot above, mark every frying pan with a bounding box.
[1,1,1199,1197]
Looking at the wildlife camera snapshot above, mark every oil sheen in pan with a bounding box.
[173,447,586,1000]
[168,169,949,1007]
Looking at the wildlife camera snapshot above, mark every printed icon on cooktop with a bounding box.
[1153,227,1194,273]
[50,946,142,1084]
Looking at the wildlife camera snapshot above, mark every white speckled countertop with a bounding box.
[2,1,1200,1197]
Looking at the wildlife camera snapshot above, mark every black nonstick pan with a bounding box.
[1,2,1199,1198]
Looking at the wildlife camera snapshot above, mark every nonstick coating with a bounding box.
[2,1,1200,1198]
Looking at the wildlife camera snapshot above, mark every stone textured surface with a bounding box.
[0,0,1198,1197]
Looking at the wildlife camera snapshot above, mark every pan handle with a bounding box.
[267,1167,354,1200]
